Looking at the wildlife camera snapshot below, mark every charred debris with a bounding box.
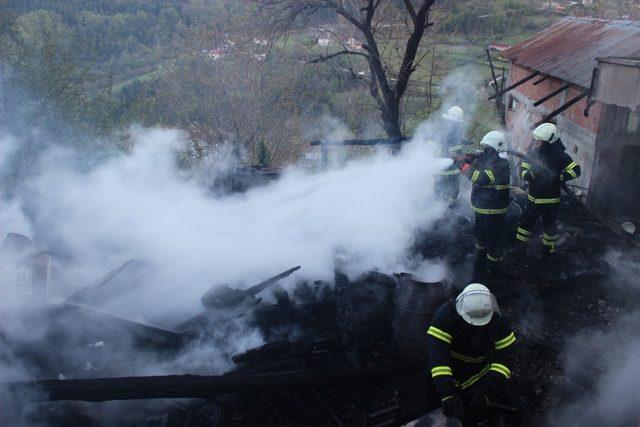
[1,190,639,426]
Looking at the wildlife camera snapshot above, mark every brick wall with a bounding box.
[505,63,602,192]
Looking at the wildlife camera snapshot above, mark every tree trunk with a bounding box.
[381,102,402,140]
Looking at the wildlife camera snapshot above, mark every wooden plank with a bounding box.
[9,361,423,402]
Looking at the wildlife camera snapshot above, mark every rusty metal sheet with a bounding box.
[503,18,640,88]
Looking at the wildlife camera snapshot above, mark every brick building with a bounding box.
[501,18,640,220]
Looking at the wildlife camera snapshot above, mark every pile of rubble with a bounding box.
[1,196,637,426]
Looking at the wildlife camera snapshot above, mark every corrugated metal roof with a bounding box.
[503,17,640,88]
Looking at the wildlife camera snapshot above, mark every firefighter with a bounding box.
[457,131,510,277]
[435,106,466,203]
[427,283,517,425]
[515,123,581,255]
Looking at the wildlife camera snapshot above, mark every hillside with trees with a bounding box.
[0,0,635,167]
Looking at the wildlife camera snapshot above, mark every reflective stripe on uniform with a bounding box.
[456,364,491,390]
[520,162,533,180]
[439,169,461,176]
[564,161,578,179]
[451,351,486,364]
[472,206,508,215]
[484,169,495,184]
[517,227,531,236]
[528,194,561,204]
[427,326,452,344]
[490,363,511,379]
[516,225,531,242]
[431,365,453,377]
[494,332,516,350]
[471,170,480,182]
[487,253,503,262]
[542,233,558,250]
[448,145,464,152]
[480,184,511,190]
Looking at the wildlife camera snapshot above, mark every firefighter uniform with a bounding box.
[516,138,581,253]
[428,298,516,424]
[435,129,465,203]
[461,146,510,270]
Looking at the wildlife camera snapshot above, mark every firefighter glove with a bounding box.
[441,394,465,419]
[485,371,508,395]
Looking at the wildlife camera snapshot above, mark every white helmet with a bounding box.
[442,106,464,123]
[424,140,442,156]
[532,123,559,143]
[480,131,507,154]
[455,283,499,326]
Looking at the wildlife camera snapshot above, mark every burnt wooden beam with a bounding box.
[9,360,422,402]
[485,47,506,125]
[532,74,550,85]
[245,266,301,296]
[533,83,571,107]
[531,91,589,129]
[310,137,408,146]
[488,71,540,100]
[65,259,136,304]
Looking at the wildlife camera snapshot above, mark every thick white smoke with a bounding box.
[20,128,447,317]
[0,123,451,381]
[548,250,640,426]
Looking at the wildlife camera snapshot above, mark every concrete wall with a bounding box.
[504,63,602,194]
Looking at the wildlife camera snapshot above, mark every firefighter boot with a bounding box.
[473,248,487,281]
[487,258,504,278]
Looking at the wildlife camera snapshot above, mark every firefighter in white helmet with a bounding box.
[456,131,511,277]
[427,283,517,425]
[435,106,467,203]
[515,123,581,256]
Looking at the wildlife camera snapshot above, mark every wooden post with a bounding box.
[30,254,50,302]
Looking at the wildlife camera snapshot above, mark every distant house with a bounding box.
[318,38,331,47]
[345,36,363,50]
[501,17,640,220]
[207,48,225,60]
[488,43,510,52]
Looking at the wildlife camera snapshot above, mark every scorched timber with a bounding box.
[11,360,422,402]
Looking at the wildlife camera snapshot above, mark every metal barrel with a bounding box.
[391,273,451,359]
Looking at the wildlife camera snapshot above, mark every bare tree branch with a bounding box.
[258,0,437,139]
[395,0,436,102]
[309,49,370,64]
[403,0,418,22]
[321,0,365,31]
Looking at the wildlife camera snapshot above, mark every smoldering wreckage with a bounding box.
[2,139,639,427]
[2,20,640,427]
